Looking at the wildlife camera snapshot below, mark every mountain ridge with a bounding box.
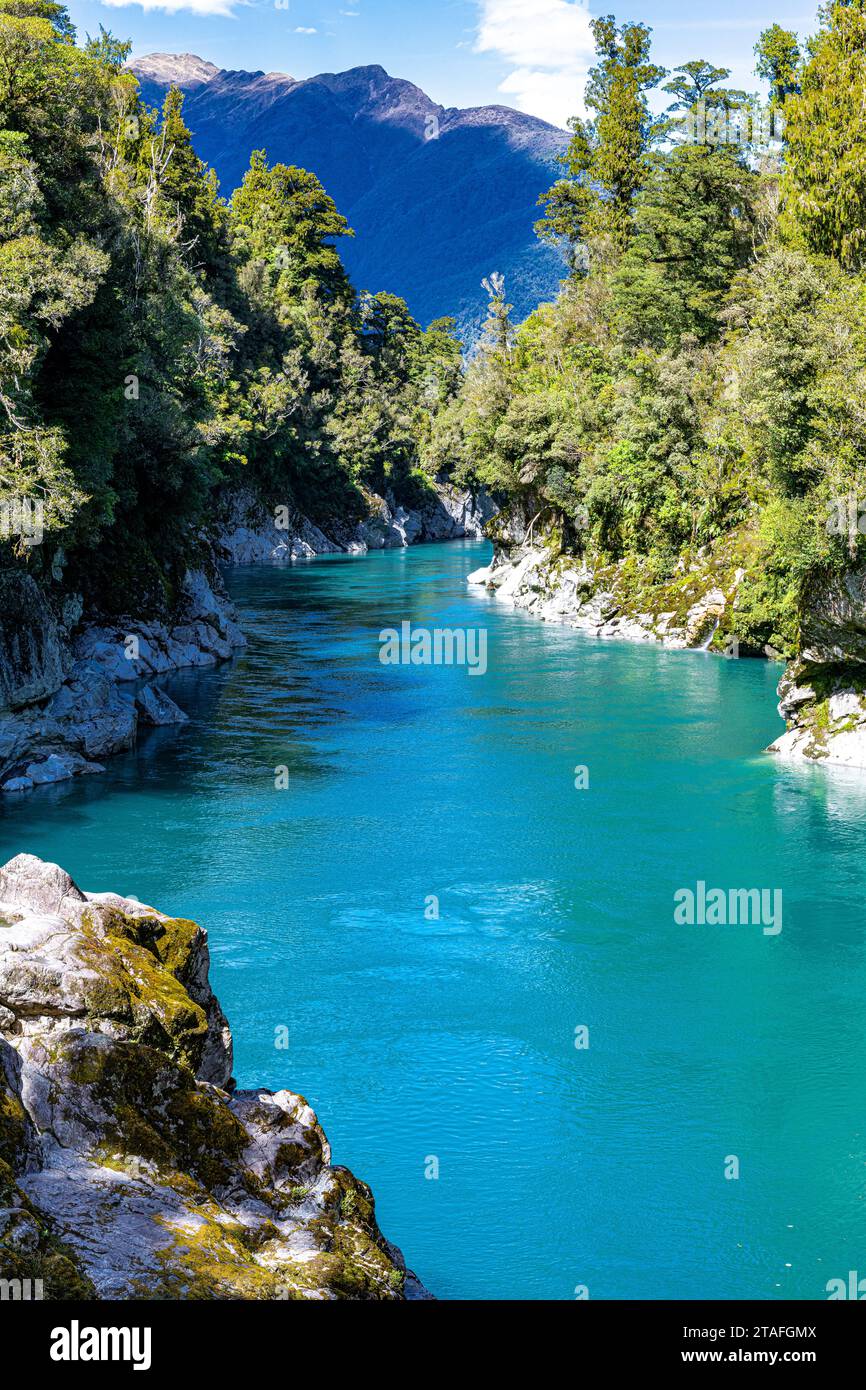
[128,52,570,338]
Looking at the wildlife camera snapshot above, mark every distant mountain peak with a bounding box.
[131,53,221,88]
[127,52,569,341]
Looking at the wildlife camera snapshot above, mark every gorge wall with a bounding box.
[475,512,866,770]
[0,484,496,795]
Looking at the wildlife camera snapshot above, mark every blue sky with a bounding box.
[67,0,819,128]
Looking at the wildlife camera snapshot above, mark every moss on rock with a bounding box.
[0,1158,97,1298]
[0,860,424,1301]
[74,911,209,1074]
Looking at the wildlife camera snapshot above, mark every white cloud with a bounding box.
[101,0,237,15]
[294,26,318,33]
[474,0,594,128]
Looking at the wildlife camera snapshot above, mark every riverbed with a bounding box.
[2,539,865,1300]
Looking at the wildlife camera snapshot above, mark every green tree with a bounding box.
[664,60,735,111]
[481,273,513,356]
[230,150,354,307]
[612,143,760,347]
[662,60,749,143]
[781,1,866,268]
[145,86,226,276]
[537,16,666,260]
[755,23,802,106]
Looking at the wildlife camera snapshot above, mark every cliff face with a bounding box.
[215,484,497,563]
[768,563,866,768]
[0,566,247,795]
[0,855,427,1300]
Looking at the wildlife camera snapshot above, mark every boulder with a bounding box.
[0,856,428,1301]
[134,685,188,727]
[0,855,85,916]
[769,660,866,768]
[23,752,104,786]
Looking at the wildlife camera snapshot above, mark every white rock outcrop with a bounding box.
[0,569,244,794]
[473,545,733,651]
[0,855,429,1300]
[215,483,497,562]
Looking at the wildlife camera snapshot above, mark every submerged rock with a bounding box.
[0,855,429,1301]
[134,685,189,728]
[24,753,105,787]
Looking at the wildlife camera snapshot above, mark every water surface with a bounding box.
[3,540,865,1300]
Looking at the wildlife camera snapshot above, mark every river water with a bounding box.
[2,539,865,1300]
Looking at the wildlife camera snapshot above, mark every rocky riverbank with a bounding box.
[473,521,866,770]
[215,483,497,564]
[0,567,247,795]
[0,854,428,1300]
[766,564,866,768]
[469,532,745,652]
[0,482,497,796]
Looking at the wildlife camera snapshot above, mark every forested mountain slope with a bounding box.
[130,53,570,340]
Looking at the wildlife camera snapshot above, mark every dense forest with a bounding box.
[0,0,462,615]
[1,0,865,662]
[428,2,866,658]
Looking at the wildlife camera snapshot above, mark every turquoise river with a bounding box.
[2,539,865,1300]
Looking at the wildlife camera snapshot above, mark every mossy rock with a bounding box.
[0,872,418,1301]
[0,1079,28,1171]
[62,1034,246,1193]
[0,1158,97,1298]
[75,911,209,1074]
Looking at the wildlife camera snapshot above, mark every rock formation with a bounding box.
[0,855,427,1300]
[215,484,497,564]
[768,563,866,767]
[470,522,745,653]
[0,569,246,794]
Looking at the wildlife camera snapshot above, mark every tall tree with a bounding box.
[230,150,354,308]
[537,16,666,260]
[481,272,513,357]
[664,60,735,111]
[781,1,866,269]
[145,86,226,275]
[611,143,760,347]
[755,23,802,107]
[662,60,749,143]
